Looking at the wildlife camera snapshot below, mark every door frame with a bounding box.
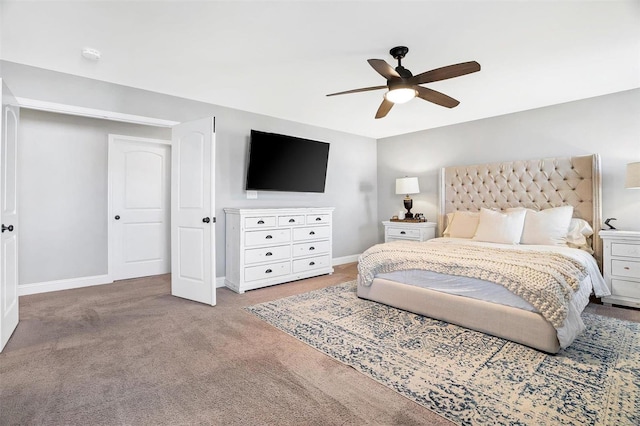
[107,134,171,282]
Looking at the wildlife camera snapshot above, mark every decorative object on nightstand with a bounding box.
[625,162,640,189]
[383,220,435,243]
[395,177,420,219]
[604,218,617,230]
[599,230,640,308]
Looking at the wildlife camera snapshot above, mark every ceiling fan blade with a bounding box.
[410,61,481,85]
[415,86,460,108]
[326,85,387,97]
[375,98,394,119]
[368,59,401,80]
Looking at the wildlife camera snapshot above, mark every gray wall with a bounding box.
[377,89,640,240]
[18,110,170,284]
[4,61,378,285]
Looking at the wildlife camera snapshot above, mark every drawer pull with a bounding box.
[265,235,273,239]
[309,246,315,251]
[315,217,322,221]
[309,231,315,235]
[265,269,272,274]
[309,261,315,266]
[400,231,406,235]
[624,267,630,270]
[257,220,264,224]
[289,218,295,223]
[265,252,273,256]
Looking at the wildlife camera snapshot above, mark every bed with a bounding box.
[357,154,609,353]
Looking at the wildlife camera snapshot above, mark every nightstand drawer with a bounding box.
[611,278,640,299]
[611,259,640,278]
[612,243,640,259]
[387,227,421,238]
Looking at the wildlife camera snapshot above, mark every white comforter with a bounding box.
[375,238,609,348]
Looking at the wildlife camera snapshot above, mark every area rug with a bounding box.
[245,281,640,425]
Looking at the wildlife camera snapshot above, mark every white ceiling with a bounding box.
[1,1,639,139]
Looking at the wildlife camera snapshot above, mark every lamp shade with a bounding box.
[396,177,420,195]
[626,162,640,189]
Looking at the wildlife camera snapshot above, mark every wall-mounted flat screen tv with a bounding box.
[245,130,330,193]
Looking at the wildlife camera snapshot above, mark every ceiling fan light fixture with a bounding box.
[384,87,416,104]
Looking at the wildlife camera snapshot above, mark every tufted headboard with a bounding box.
[438,154,602,266]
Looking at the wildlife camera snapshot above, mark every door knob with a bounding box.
[114,215,120,220]
[1,224,14,233]
[202,217,210,223]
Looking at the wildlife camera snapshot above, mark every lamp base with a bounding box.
[403,197,413,219]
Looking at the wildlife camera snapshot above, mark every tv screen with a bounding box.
[245,130,330,193]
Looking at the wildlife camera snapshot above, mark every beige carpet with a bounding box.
[0,265,453,425]
[2,264,638,425]
[247,280,640,425]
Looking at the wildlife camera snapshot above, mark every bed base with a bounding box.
[358,277,560,353]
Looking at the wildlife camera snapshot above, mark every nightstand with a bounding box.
[599,230,640,308]
[382,221,436,243]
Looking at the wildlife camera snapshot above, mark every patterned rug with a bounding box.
[245,281,640,425]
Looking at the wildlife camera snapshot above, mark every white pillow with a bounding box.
[516,206,574,246]
[473,208,527,245]
[566,218,594,251]
[443,211,480,239]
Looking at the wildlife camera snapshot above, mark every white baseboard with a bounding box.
[18,274,113,296]
[20,254,362,296]
[332,254,360,265]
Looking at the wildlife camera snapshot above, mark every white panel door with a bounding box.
[171,117,215,305]
[109,135,171,281]
[0,80,19,352]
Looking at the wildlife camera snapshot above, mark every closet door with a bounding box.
[0,81,19,352]
[108,135,171,280]
[170,117,216,306]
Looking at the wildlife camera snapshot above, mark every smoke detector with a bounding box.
[81,48,101,61]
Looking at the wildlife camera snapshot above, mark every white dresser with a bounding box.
[382,220,436,243]
[599,230,640,308]
[224,207,334,293]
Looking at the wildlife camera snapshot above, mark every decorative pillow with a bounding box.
[513,206,574,246]
[443,211,480,239]
[566,218,594,252]
[472,208,527,244]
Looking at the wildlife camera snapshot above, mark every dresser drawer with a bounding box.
[245,229,291,247]
[278,215,305,226]
[306,214,330,225]
[292,226,330,241]
[244,216,277,229]
[292,240,330,258]
[245,261,291,282]
[611,278,640,299]
[292,255,331,273]
[387,227,421,239]
[611,243,640,259]
[245,245,290,265]
[611,259,640,279]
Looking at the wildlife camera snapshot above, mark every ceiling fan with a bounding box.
[326,46,480,119]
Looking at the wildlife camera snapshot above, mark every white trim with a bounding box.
[332,254,360,265]
[216,277,226,288]
[15,97,179,127]
[18,275,113,296]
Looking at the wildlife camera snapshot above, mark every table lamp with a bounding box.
[395,177,420,219]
